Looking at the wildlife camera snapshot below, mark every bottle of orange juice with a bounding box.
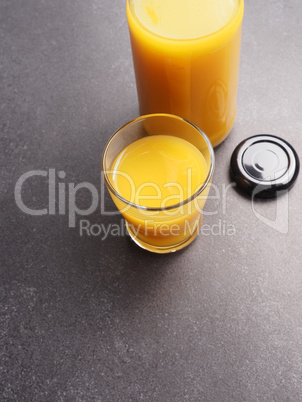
[126,0,244,147]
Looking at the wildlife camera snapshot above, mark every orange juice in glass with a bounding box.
[102,114,214,253]
[126,0,244,147]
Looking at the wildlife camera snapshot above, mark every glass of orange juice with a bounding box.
[126,0,244,147]
[102,114,214,253]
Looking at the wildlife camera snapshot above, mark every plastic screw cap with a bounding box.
[230,134,300,198]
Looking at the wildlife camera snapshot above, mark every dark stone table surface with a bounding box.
[1,0,302,400]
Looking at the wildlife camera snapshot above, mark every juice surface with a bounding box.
[127,0,244,147]
[110,135,207,208]
[133,0,237,39]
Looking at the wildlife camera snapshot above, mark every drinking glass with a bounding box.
[102,114,214,253]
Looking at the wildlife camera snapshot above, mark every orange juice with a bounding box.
[108,135,210,248]
[126,0,244,147]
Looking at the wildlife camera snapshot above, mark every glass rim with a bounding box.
[102,113,215,212]
[126,0,244,43]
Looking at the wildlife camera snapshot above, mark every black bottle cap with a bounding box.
[230,134,300,198]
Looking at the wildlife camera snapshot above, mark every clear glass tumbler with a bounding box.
[102,114,214,253]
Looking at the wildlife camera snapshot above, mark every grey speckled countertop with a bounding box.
[1,0,302,400]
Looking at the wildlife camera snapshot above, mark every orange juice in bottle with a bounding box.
[126,0,244,147]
